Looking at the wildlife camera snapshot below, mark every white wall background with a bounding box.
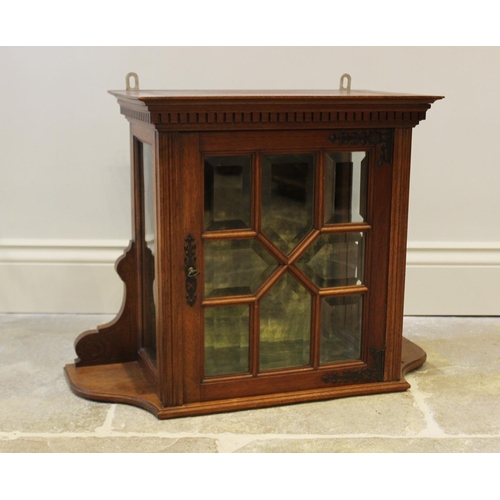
[1,46,499,315]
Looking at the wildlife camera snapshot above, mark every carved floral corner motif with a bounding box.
[329,130,394,166]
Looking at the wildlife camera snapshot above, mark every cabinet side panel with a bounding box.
[385,128,413,381]
[131,124,157,373]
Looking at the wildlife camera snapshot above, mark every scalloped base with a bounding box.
[64,337,426,420]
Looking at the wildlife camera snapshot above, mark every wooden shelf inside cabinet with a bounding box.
[65,87,443,419]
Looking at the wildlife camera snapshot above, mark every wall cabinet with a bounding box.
[64,87,442,418]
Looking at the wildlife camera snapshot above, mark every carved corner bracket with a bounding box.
[321,348,386,385]
[74,241,140,367]
[329,129,394,166]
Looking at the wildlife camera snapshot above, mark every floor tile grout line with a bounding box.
[1,431,500,441]
[94,404,117,436]
[216,435,258,453]
[407,376,448,438]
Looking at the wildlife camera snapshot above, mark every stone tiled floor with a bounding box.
[1,314,499,452]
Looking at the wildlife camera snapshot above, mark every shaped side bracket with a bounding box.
[74,241,140,367]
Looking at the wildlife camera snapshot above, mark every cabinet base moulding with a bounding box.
[64,337,425,419]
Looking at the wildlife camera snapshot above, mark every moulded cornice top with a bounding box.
[108,89,444,104]
[109,89,443,130]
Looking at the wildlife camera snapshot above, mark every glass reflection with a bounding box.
[205,305,250,376]
[259,273,311,370]
[204,239,278,298]
[324,151,368,224]
[141,141,156,360]
[262,154,314,254]
[297,232,365,288]
[320,295,363,363]
[204,156,252,231]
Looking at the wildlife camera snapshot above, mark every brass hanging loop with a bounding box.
[126,72,139,91]
[339,73,352,91]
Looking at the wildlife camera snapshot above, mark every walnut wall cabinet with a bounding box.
[64,86,442,419]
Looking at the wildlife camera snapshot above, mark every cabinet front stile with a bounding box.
[384,128,414,381]
[158,132,204,406]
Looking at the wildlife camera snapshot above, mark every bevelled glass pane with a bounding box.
[205,305,250,376]
[204,239,278,298]
[320,295,363,363]
[259,273,311,370]
[143,143,155,256]
[324,151,368,224]
[262,154,314,254]
[141,141,157,359]
[297,232,365,288]
[204,156,252,231]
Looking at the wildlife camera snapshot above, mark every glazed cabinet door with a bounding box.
[175,130,393,404]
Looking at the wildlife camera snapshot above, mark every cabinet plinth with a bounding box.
[65,89,442,419]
